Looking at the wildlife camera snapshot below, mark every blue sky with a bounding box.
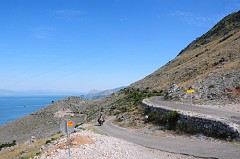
[0,0,239,94]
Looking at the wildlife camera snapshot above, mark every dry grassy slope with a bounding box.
[130,11,240,104]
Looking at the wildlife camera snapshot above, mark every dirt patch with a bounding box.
[46,135,94,156]
[234,87,240,95]
[54,109,75,118]
[70,135,94,147]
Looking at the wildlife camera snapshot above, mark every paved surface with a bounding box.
[97,118,240,159]
[147,96,240,124]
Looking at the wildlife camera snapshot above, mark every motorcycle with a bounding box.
[98,117,105,126]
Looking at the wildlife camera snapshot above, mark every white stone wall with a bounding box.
[142,99,240,139]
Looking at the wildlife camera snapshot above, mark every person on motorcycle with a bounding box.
[98,113,105,125]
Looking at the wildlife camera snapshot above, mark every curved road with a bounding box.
[97,118,240,159]
[147,96,240,124]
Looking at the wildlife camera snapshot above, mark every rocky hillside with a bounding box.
[130,10,240,104]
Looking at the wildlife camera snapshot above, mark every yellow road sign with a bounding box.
[187,89,195,93]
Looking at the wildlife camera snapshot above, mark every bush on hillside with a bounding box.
[167,111,180,130]
[0,140,16,150]
[110,88,164,115]
[145,110,180,130]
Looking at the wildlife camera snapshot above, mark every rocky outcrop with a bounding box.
[165,68,240,104]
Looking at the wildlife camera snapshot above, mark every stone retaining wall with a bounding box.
[142,99,240,139]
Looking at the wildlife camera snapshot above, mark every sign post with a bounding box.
[60,119,74,158]
[186,89,195,115]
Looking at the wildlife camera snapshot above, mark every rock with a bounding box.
[31,136,36,143]
[164,84,182,100]
[40,145,45,151]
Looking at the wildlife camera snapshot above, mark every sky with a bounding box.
[0,0,239,94]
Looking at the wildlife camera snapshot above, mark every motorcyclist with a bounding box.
[98,113,105,125]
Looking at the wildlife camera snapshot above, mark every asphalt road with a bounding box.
[147,96,240,124]
[97,118,240,159]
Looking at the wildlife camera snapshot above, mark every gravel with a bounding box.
[40,130,200,159]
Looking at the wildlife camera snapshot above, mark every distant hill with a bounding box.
[83,86,126,98]
[130,10,240,104]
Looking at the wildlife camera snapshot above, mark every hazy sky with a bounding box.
[0,0,239,93]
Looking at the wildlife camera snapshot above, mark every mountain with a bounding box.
[87,89,102,94]
[83,86,126,98]
[130,10,240,104]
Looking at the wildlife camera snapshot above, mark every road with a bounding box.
[147,96,240,124]
[97,118,240,159]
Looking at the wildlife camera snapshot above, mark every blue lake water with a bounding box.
[0,96,67,126]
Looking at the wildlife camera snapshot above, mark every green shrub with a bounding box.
[45,140,51,144]
[146,111,180,130]
[0,140,16,150]
[208,84,215,88]
[147,111,167,125]
[176,123,188,132]
[166,111,180,130]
